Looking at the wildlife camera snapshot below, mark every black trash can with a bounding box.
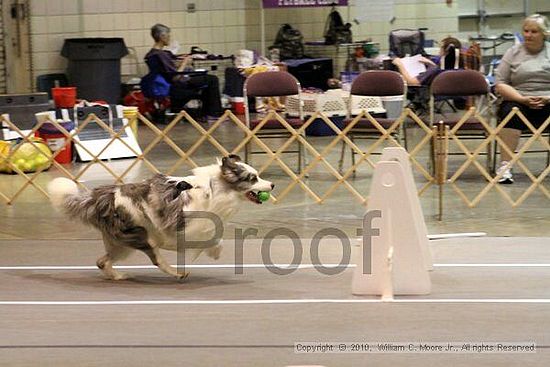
[61,38,128,104]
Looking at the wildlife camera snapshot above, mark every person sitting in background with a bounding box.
[495,14,550,184]
[144,24,223,119]
[391,36,464,87]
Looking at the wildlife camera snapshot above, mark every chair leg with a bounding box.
[486,134,492,173]
[350,135,357,178]
[402,123,408,151]
[338,140,346,174]
[244,141,251,164]
[297,142,302,173]
[492,138,498,173]
[429,135,435,175]
[299,132,308,177]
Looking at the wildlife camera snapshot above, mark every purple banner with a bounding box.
[262,0,348,8]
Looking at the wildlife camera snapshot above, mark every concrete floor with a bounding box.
[0,120,549,366]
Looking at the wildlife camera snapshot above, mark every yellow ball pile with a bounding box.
[0,139,52,174]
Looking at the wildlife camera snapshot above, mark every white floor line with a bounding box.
[2,263,550,271]
[427,232,487,240]
[434,263,550,267]
[353,233,488,241]
[0,264,348,271]
[1,299,550,306]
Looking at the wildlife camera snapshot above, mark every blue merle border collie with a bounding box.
[48,155,274,281]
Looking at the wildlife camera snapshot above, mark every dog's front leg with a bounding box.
[143,246,189,280]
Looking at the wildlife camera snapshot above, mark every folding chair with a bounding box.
[389,29,427,58]
[141,52,208,122]
[429,69,492,170]
[407,45,464,118]
[338,70,407,175]
[387,30,426,117]
[243,71,305,172]
[492,104,550,173]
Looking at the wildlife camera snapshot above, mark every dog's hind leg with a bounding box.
[205,244,222,260]
[101,224,188,281]
[97,234,135,280]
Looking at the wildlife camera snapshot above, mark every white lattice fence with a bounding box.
[1,108,547,213]
[0,109,434,205]
[444,107,550,208]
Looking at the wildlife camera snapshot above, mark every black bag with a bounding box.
[270,24,304,60]
[324,9,352,45]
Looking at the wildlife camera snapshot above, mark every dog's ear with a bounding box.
[222,154,242,162]
[152,173,167,181]
[222,154,240,168]
[169,180,193,200]
[176,180,193,192]
[221,155,244,184]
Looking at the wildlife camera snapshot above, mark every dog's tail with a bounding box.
[48,177,79,210]
[48,178,93,224]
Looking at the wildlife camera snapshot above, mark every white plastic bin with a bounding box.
[381,96,404,119]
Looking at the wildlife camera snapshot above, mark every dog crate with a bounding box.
[286,89,385,117]
[345,94,386,116]
[286,90,347,118]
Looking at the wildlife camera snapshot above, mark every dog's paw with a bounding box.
[106,272,130,281]
[176,271,190,281]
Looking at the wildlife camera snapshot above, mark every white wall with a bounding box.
[28,0,460,84]
[457,0,550,56]
[29,0,254,82]
[259,0,459,56]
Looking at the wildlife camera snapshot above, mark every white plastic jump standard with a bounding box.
[352,148,431,297]
[379,147,433,271]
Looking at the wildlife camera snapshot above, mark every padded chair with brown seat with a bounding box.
[429,69,492,169]
[243,71,305,172]
[338,70,407,175]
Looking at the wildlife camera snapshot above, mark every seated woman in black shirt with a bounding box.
[144,24,222,118]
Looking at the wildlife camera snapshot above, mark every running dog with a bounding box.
[48,154,274,281]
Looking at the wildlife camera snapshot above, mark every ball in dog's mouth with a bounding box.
[246,191,263,204]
